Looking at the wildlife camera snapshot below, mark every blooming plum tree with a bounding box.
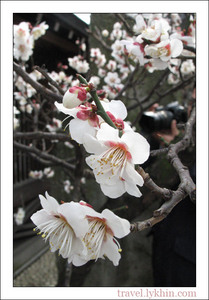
[13,13,196,286]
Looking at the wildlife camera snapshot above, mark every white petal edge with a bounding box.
[102,209,130,238]
[121,131,150,164]
[39,192,59,214]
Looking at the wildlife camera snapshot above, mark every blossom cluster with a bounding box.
[13,14,196,269]
[31,192,130,266]
[29,167,55,179]
[55,84,150,199]
[14,21,49,61]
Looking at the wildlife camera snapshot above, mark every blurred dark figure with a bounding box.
[140,94,196,287]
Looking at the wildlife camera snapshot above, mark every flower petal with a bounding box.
[170,39,183,58]
[100,181,126,198]
[39,192,59,214]
[54,101,78,117]
[69,118,96,144]
[96,123,120,143]
[58,202,88,238]
[121,131,150,164]
[124,181,142,198]
[123,161,144,186]
[31,209,53,227]
[100,236,121,266]
[107,100,127,120]
[101,209,130,238]
[83,134,108,154]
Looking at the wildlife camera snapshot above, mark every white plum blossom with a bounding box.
[89,76,101,88]
[46,118,62,132]
[167,73,180,85]
[43,167,55,178]
[120,36,146,66]
[79,202,130,266]
[106,60,117,72]
[144,39,183,62]
[180,59,195,75]
[55,99,127,145]
[104,72,121,87]
[170,32,195,48]
[14,37,34,61]
[95,54,107,68]
[84,123,150,198]
[64,180,74,194]
[31,21,49,40]
[31,192,89,266]
[14,207,25,225]
[133,14,147,34]
[29,170,44,179]
[102,29,109,37]
[68,55,89,73]
[98,68,107,78]
[111,40,125,55]
[14,106,20,115]
[90,48,102,58]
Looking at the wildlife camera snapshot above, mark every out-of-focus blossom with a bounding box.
[144,39,183,62]
[104,72,121,87]
[80,43,86,52]
[80,177,86,184]
[29,170,44,179]
[68,55,89,73]
[102,29,109,37]
[14,207,25,225]
[31,21,49,40]
[14,106,20,115]
[106,60,117,72]
[167,73,180,85]
[46,118,62,132]
[14,118,20,130]
[180,59,195,75]
[89,76,101,88]
[43,167,55,178]
[64,141,74,149]
[64,180,74,194]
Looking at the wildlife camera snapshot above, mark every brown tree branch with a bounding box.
[131,106,196,231]
[14,131,71,142]
[14,141,75,171]
[33,66,65,95]
[86,28,112,51]
[114,63,140,99]
[115,13,134,36]
[13,62,62,103]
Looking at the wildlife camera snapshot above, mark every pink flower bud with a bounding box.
[63,86,87,109]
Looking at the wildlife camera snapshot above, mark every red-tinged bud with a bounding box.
[63,86,88,109]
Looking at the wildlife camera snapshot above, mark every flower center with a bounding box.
[94,143,132,181]
[33,213,75,258]
[83,216,116,260]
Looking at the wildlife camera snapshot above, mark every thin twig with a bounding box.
[13,62,62,103]
[34,66,65,95]
[14,141,75,171]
